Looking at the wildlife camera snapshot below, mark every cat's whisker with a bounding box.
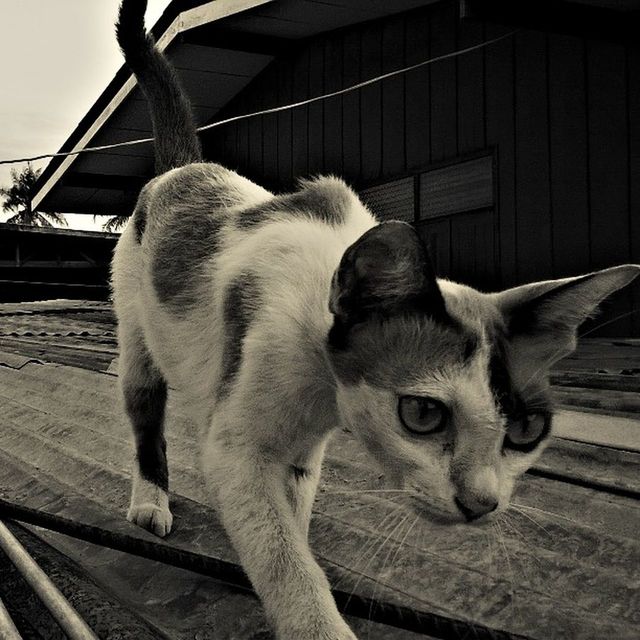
[367,514,418,627]
[317,489,412,513]
[511,502,586,532]
[493,519,516,602]
[317,501,383,521]
[318,495,409,519]
[331,515,397,592]
[578,308,640,339]
[381,514,420,597]
[314,496,416,532]
[343,512,411,612]
[483,530,492,576]
[330,554,483,630]
[497,513,541,580]
[498,511,527,545]
[484,522,499,578]
[341,513,533,632]
[489,522,503,579]
[320,488,413,495]
[509,505,553,537]
[497,512,537,573]
[332,504,409,591]
[389,514,419,569]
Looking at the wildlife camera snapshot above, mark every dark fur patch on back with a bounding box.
[218,273,260,399]
[236,177,355,229]
[152,214,224,309]
[150,165,240,310]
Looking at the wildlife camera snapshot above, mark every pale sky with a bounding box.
[0,0,172,231]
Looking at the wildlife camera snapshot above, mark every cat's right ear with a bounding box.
[491,264,640,365]
[328,221,450,349]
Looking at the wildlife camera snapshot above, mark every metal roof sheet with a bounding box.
[1,300,640,637]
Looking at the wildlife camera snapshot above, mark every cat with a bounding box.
[111,1,639,638]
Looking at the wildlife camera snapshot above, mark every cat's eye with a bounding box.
[503,413,549,452]
[398,396,447,435]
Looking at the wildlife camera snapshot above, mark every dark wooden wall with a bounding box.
[0,227,115,302]
[203,0,640,336]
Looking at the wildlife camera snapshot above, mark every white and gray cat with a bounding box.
[111,2,639,638]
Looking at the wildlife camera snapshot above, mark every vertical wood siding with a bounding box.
[204,0,640,335]
[515,30,553,284]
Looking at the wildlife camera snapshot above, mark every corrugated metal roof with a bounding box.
[0,300,640,638]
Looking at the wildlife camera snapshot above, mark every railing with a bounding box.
[0,520,99,640]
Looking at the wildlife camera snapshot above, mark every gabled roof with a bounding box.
[33,0,439,216]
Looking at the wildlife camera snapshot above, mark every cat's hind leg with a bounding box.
[119,324,173,537]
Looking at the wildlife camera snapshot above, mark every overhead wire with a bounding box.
[0,29,519,167]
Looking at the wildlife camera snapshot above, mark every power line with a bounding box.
[0,30,518,167]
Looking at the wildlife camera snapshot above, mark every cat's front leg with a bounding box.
[208,446,356,640]
[289,439,327,540]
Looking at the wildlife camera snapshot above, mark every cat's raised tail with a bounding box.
[116,0,202,174]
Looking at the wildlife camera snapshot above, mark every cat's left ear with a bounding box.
[491,264,640,359]
[328,221,450,348]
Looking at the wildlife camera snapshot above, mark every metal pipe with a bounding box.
[0,597,22,640]
[0,520,98,640]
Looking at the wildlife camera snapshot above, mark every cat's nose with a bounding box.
[454,495,498,522]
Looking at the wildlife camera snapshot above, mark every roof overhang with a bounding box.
[33,0,639,216]
[33,0,274,214]
[33,0,441,216]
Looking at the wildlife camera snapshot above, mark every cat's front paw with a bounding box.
[127,502,173,537]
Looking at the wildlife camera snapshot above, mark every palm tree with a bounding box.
[100,214,129,233]
[0,164,67,227]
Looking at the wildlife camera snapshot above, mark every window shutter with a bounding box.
[419,155,493,219]
[360,176,414,223]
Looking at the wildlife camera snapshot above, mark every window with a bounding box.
[419,155,494,219]
[359,154,498,290]
[416,154,497,290]
[359,176,414,223]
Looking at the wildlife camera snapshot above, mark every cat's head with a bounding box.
[327,221,639,523]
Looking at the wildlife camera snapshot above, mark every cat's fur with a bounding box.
[111,2,640,638]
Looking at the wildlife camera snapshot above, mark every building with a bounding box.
[32,0,640,334]
[0,223,117,302]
